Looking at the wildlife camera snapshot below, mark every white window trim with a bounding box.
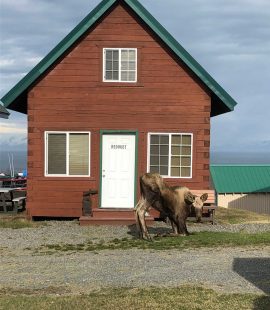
[147,132,193,179]
[103,48,137,83]
[45,131,91,177]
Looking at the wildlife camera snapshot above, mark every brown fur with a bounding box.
[135,173,208,240]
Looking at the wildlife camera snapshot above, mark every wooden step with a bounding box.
[79,215,155,226]
[148,208,160,218]
[91,208,135,219]
[80,208,156,225]
[80,216,135,226]
[91,208,160,219]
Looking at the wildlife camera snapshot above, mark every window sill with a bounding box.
[45,175,91,178]
[98,82,144,88]
[163,177,192,179]
[163,177,194,182]
[43,176,96,181]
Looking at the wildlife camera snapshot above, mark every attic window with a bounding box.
[148,133,193,178]
[103,48,137,82]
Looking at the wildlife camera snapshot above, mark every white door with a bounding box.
[101,134,136,208]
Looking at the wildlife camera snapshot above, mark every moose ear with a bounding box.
[184,192,195,204]
[200,193,208,202]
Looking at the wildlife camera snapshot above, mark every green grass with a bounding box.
[0,218,46,229]
[0,286,269,310]
[215,207,270,224]
[36,231,270,254]
[0,206,268,229]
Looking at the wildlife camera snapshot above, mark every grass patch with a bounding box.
[0,286,269,310]
[0,218,46,229]
[215,207,270,224]
[0,286,70,296]
[37,231,270,254]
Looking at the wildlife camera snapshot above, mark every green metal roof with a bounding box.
[1,0,238,116]
[0,101,9,119]
[210,165,270,193]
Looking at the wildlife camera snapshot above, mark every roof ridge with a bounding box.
[126,0,237,111]
[1,0,238,115]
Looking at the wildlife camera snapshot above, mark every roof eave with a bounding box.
[1,0,238,116]
[125,0,237,115]
[0,101,10,118]
[0,112,9,119]
[211,95,234,117]
[1,0,117,113]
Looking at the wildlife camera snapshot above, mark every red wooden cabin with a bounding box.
[2,0,237,224]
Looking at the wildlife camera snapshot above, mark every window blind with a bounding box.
[47,134,66,174]
[46,132,90,176]
[69,133,89,175]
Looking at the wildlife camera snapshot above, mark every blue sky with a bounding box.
[0,0,270,153]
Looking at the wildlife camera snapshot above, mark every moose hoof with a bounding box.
[168,232,179,237]
[142,235,152,241]
[155,232,174,238]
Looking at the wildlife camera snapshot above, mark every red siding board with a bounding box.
[27,3,211,218]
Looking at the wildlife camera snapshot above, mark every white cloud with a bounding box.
[0,121,27,147]
[0,123,27,134]
[0,112,27,149]
[0,59,15,68]
[0,0,269,154]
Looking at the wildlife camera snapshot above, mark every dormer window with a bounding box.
[103,48,137,82]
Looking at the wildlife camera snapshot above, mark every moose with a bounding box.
[135,173,208,240]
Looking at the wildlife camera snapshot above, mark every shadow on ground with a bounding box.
[233,258,270,295]
[253,295,270,310]
[127,223,172,238]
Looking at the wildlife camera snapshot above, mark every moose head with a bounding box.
[184,192,208,222]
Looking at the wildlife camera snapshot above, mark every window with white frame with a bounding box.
[103,48,137,82]
[148,133,193,178]
[45,132,90,176]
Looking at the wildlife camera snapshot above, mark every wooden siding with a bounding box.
[27,3,211,217]
[218,193,270,215]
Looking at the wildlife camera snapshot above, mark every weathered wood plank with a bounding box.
[27,3,211,218]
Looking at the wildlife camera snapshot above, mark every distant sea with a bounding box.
[0,150,27,174]
[211,152,270,165]
[0,150,269,174]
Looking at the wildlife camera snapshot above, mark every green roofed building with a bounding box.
[210,165,270,215]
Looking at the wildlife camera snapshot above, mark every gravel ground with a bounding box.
[1,220,270,250]
[0,221,269,295]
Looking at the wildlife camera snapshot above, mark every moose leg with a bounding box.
[156,216,179,237]
[195,207,202,223]
[135,198,152,241]
[170,218,179,235]
[176,215,189,236]
[183,220,190,236]
[135,198,144,239]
